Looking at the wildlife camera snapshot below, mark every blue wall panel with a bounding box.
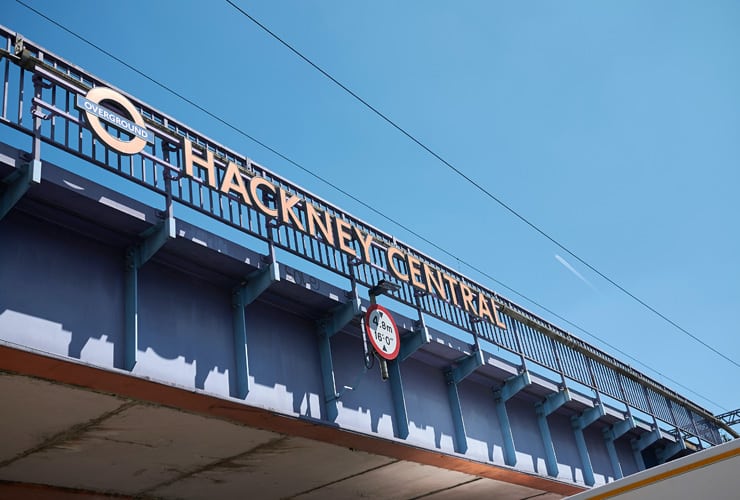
[245,300,323,420]
[457,378,503,464]
[137,262,234,398]
[549,411,583,483]
[0,213,123,368]
[402,358,457,454]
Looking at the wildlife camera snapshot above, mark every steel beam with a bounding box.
[656,436,686,465]
[572,403,605,486]
[535,388,571,477]
[124,216,175,371]
[718,408,740,426]
[232,262,280,398]
[0,159,41,220]
[631,428,661,471]
[399,323,431,362]
[444,350,484,454]
[493,370,532,466]
[603,415,635,479]
[317,295,362,422]
[389,323,431,439]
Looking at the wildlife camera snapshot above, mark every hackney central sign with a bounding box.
[76,86,508,329]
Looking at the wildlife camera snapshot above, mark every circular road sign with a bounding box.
[364,304,400,360]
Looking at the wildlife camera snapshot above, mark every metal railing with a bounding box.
[0,24,731,445]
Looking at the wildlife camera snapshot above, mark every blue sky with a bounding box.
[4,1,739,418]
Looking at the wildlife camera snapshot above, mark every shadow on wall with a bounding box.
[137,262,232,394]
[0,212,233,396]
[0,212,125,367]
[1,211,593,469]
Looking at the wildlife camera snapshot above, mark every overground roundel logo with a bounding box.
[76,87,153,155]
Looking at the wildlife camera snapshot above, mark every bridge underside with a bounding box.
[0,348,572,499]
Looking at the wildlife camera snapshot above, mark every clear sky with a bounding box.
[4,1,739,419]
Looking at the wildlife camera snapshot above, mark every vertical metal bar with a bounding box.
[537,410,558,476]
[31,78,42,162]
[644,386,659,427]
[494,395,516,466]
[49,84,56,141]
[123,252,138,371]
[232,289,249,399]
[573,426,595,486]
[604,436,623,480]
[666,398,679,428]
[689,408,701,445]
[18,67,24,126]
[510,320,528,371]
[447,377,468,454]
[318,328,338,422]
[2,36,9,119]
[586,357,602,405]
[388,359,408,439]
[551,337,567,387]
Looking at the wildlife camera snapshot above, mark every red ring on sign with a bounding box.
[364,304,400,360]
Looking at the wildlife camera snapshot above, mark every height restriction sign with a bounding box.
[364,304,400,360]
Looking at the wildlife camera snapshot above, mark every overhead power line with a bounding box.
[224,0,740,371]
[12,0,730,411]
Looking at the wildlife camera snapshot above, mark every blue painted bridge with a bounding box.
[0,25,734,499]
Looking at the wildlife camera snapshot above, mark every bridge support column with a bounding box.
[389,323,430,439]
[535,388,571,477]
[603,415,635,480]
[232,261,280,398]
[0,158,41,220]
[631,428,661,471]
[656,434,686,465]
[444,350,484,454]
[124,214,175,371]
[493,371,532,466]
[572,403,605,486]
[316,295,362,422]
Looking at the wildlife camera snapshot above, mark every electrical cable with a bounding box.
[12,0,730,412]
[223,0,740,371]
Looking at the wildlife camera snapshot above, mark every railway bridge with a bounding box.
[0,25,734,499]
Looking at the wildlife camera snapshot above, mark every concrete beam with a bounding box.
[138,436,289,497]
[0,401,135,468]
